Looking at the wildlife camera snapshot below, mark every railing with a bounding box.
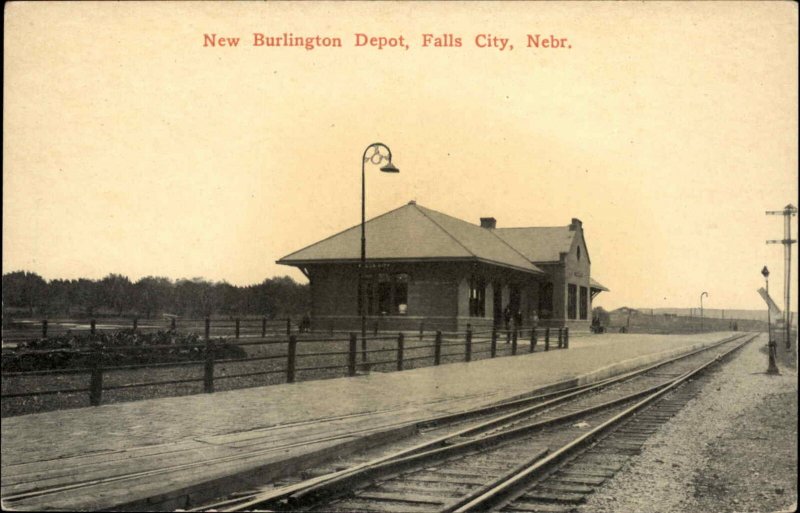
[1,316,295,345]
[1,323,571,415]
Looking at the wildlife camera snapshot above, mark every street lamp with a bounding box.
[762,266,779,375]
[359,143,399,368]
[700,292,708,332]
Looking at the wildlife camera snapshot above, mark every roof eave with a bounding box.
[474,258,545,275]
[277,256,545,275]
[278,256,477,266]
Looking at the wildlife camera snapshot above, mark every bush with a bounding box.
[1,330,247,372]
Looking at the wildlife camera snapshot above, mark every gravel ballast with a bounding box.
[577,333,797,513]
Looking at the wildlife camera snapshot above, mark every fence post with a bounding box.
[348,333,357,376]
[419,321,424,341]
[491,327,498,358]
[558,328,563,349]
[42,319,48,339]
[204,317,211,341]
[465,324,473,362]
[262,316,267,337]
[170,317,177,331]
[90,319,96,336]
[397,333,405,371]
[89,343,104,406]
[564,327,569,349]
[204,338,215,393]
[506,326,511,344]
[373,321,379,336]
[545,327,550,351]
[133,318,138,333]
[434,330,442,365]
[286,318,291,335]
[361,333,368,363]
[235,318,240,339]
[287,335,297,383]
[530,327,537,353]
[511,326,518,355]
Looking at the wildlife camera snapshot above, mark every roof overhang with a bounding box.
[277,256,545,276]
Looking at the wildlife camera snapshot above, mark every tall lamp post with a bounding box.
[700,291,708,332]
[359,143,399,367]
[762,266,779,375]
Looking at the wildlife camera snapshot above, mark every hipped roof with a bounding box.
[277,202,544,275]
[493,226,576,263]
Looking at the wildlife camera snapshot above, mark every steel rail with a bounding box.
[3,335,744,510]
[209,333,750,512]
[284,374,684,508]
[444,333,756,513]
[416,332,746,430]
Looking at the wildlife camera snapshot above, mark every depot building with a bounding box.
[278,201,608,333]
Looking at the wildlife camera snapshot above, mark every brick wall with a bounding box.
[533,223,592,331]
[306,261,550,333]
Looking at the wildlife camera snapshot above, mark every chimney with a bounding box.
[570,218,582,231]
[480,217,497,229]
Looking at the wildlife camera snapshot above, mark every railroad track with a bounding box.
[196,332,755,513]
[0,337,730,512]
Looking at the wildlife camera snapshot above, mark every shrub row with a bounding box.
[1,329,247,372]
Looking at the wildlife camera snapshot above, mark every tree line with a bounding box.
[1,271,310,319]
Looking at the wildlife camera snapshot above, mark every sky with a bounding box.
[3,1,798,311]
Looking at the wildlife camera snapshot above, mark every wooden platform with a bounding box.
[1,332,736,511]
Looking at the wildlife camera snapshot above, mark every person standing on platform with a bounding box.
[503,305,511,340]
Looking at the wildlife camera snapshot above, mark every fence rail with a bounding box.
[1,316,298,344]
[1,322,571,413]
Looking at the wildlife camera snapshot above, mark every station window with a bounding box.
[538,282,553,319]
[577,246,581,261]
[568,284,578,320]
[361,273,410,315]
[469,276,486,317]
[377,274,392,314]
[580,286,588,320]
[394,274,409,315]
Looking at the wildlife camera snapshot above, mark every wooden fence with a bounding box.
[1,316,296,345]
[1,323,571,414]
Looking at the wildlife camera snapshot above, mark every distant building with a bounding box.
[278,202,608,332]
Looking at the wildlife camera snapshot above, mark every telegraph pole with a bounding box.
[766,204,797,349]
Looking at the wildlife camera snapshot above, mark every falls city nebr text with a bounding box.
[203,33,571,51]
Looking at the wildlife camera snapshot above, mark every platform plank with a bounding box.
[2,332,736,511]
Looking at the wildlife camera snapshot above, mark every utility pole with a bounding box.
[766,204,797,349]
